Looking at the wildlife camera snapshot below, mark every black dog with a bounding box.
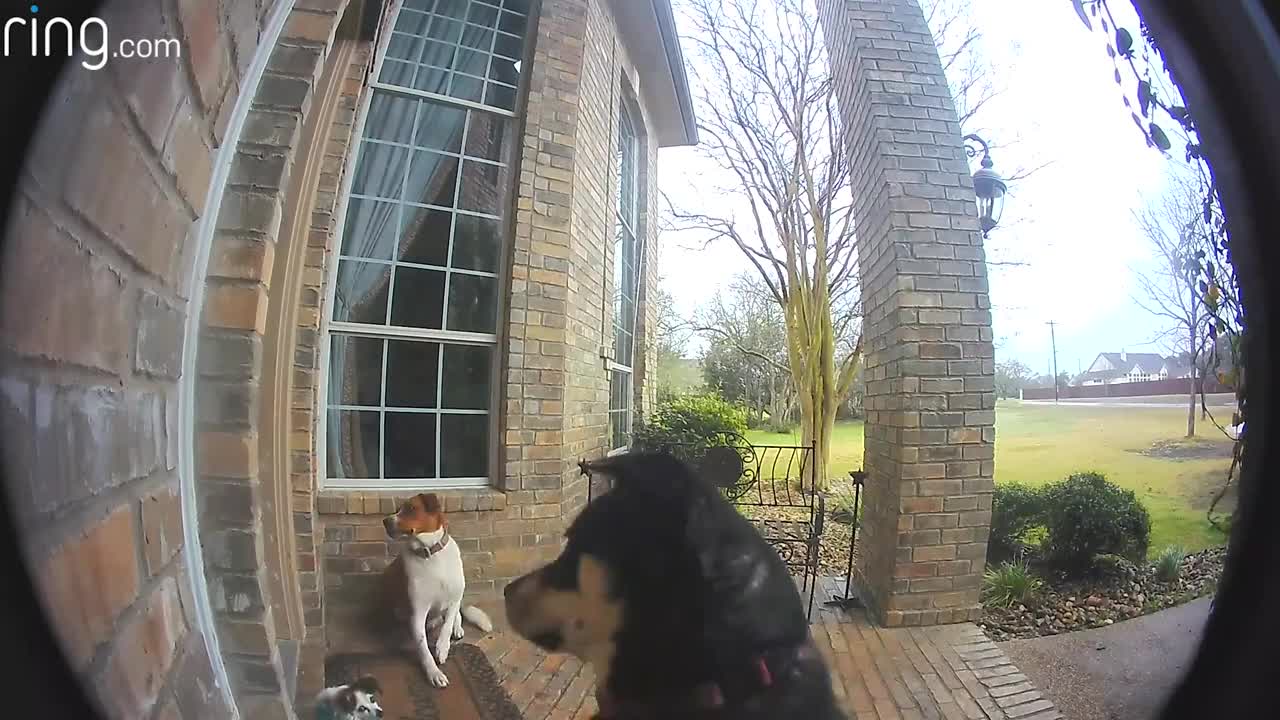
[504,451,846,719]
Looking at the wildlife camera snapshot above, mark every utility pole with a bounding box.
[1047,321,1060,403]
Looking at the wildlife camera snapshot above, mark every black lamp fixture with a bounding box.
[963,133,1007,237]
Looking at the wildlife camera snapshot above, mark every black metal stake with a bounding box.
[825,469,866,611]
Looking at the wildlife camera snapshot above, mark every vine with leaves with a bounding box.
[1071,0,1245,530]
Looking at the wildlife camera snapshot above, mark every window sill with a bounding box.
[316,487,509,515]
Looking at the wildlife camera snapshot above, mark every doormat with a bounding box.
[325,645,522,720]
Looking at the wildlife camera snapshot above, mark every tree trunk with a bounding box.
[1187,316,1197,438]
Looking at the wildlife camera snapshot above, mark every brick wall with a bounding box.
[0,0,278,717]
[1,0,368,717]
[817,0,996,628]
[317,0,666,615]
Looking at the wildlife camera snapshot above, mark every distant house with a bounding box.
[1072,350,1195,386]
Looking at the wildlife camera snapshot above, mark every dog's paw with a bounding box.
[426,666,450,688]
[451,623,465,641]
[433,639,452,665]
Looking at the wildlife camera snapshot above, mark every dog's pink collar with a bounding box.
[411,530,451,558]
[594,647,798,718]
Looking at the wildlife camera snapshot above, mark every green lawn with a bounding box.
[747,400,1233,554]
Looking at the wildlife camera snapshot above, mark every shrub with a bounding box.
[632,393,748,454]
[989,484,1047,562]
[982,561,1043,608]
[1154,545,1187,582]
[1040,471,1151,575]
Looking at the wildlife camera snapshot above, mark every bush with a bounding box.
[1154,545,1187,582]
[989,484,1047,562]
[632,393,748,453]
[982,561,1043,608]
[1040,472,1151,575]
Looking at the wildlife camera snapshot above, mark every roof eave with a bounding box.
[652,0,699,146]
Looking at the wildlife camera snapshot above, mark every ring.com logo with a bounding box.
[4,4,180,71]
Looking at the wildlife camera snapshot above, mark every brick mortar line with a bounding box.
[10,185,187,306]
[18,471,181,562]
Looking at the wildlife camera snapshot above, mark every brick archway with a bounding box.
[818,0,997,627]
[186,0,368,714]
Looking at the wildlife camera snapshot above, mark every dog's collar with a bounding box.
[410,531,450,558]
[595,642,813,718]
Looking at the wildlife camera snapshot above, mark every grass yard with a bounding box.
[746,400,1234,554]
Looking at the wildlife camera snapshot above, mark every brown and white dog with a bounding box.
[382,493,493,688]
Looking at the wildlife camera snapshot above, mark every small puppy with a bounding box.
[314,676,382,720]
[383,492,494,688]
[504,452,846,719]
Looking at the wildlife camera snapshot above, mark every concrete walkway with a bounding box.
[998,597,1210,720]
[328,577,1063,719]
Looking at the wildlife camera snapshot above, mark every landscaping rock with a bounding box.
[979,547,1225,640]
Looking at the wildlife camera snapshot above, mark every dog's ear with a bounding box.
[582,452,698,498]
[352,675,381,694]
[420,493,443,513]
[336,687,357,712]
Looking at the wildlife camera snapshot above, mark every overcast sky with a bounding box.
[656,0,1195,378]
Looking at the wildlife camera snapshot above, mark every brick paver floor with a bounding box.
[327,577,1063,720]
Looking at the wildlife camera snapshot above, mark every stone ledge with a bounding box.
[316,488,510,515]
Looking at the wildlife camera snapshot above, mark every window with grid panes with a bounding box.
[609,105,642,451]
[323,0,528,488]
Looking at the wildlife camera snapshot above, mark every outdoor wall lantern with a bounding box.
[963,133,1007,237]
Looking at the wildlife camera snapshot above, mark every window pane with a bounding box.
[441,344,491,409]
[485,83,517,112]
[396,8,431,34]
[386,32,423,62]
[406,149,459,208]
[467,2,499,26]
[333,260,392,325]
[609,371,632,449]
[449,74,485,103]
[366,94,417,144]
[328,410,380,478]
[504,0,531,15]
[341,197,398,260]
[328,335,383,406]
[460,25,494,52]
[380,59,416,88]
[389,266,446,329]
[352,142,408,201]
[493,32,522,60]
[427,17,463,43]
[420,40,456,69]
[414,101,466,152]
[403,0,434,14]
[614,328,633,368]
[458,160,506,214]
[498,10,525,36]
[385,339,441,408]
[451,214,500,273]
[454,48,489,77]
[441,414,488,477]
[413,65,451,95]
[446,273,497,332]
[464,113,509,162]
[487,56,519,86]
[398,206,452,267]
[384,412,438,478]
[435,0,467,17]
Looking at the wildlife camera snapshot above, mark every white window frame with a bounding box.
[608,100,643,453]
[318,0,527,490]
